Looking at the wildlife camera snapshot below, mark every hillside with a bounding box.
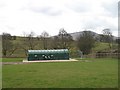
[1,30,118,58]
[69,31,99,40]
[1,30,117,41]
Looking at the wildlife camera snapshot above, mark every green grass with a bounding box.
[2,58,118,88]
[75,57,117,61]
[93,42,110,51]
[2,58,24,62]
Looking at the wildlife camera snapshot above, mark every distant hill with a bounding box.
[69,31,99,40]
[0,30,117,41]
[68,31,118,41]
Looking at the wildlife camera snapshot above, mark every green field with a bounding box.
[2,58,24,62]
[2,58,118,88]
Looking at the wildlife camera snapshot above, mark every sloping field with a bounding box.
[2,58,118,88]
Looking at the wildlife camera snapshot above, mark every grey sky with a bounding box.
[0,0,118,36]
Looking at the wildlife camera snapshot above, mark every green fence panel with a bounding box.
[28,49,69,61]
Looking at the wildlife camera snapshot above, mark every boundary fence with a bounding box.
[95,53,119,58]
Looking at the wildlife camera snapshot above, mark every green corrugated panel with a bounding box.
[28,49,69,61]
[28,49,68,54]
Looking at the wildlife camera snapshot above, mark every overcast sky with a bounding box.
[0,0,118,36]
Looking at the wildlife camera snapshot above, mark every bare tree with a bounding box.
[102,29,113,49]
[58,28,67,48]
[21,31,38,56]
[2,33,13,57]
[51,28,73,49]
[51,36,60,49]
[58,28,73,49]
[41,31,49,49]
[9,43,19,56]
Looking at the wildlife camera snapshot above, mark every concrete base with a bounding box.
[23,58,78,63]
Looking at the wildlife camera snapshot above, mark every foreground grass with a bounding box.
[75,57,118,61]
[2,58,118,88]
[2,58,24,62]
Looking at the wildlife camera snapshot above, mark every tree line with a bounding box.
[2,28,118,57]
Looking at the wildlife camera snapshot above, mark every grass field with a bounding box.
[2,58,24,62]
[2,58,118,88]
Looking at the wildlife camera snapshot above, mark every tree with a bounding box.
[77,31,95,55]
[102,29,113,49]
[51,28,73,49]
[58,28,73,49]
[21,32,38,56]
[2,33,13,57]
[41,31,49,49]
[12,36,16,40]
[51,36,60,49]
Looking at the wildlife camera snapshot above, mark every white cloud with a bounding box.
[102,0,118,17]
[66,0,92,13]
[29,6,63,16]
[0,0,118,37]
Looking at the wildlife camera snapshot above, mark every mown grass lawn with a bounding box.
[2,58,24,62]
[2,58,118,88]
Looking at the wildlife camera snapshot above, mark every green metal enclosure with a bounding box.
[28,49,69,61]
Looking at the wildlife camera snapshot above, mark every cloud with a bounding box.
[24,0,64,16]
[29,6,63,16]
[6,25,15,30]
[66,0,92,13]
[66,0,118,18]
[82,18,109,29]
[0,0,118,37]
[78,13,118,35]
[102,1,118,17]
[0,0,6,8]
[0,3,5,8]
